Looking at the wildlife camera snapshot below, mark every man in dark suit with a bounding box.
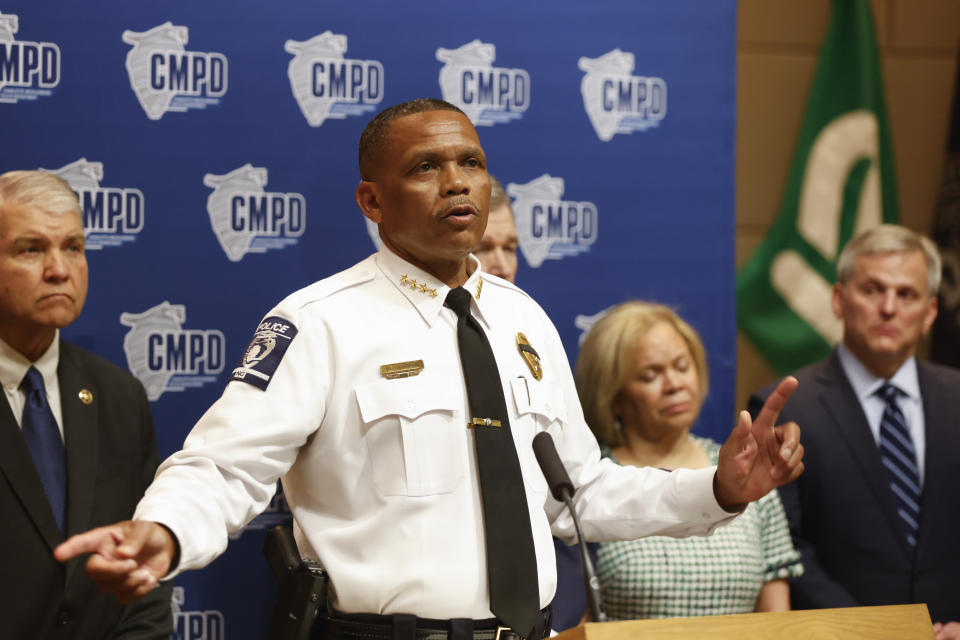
[0,170,172,638]
[749,224,960,638]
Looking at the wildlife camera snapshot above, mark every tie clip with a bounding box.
[379,360,424,379]
[467,417,502,428]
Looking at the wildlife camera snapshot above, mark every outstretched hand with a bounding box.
[934,621,960,640]
[714,376,804,511]
[53,520,177,603]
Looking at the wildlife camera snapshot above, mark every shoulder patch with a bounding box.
[230,316,298,390]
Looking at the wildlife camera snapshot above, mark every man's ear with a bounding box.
[355,181,382,224]
[831,282,844,319]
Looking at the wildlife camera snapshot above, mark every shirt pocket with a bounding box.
[510,377,568,496]
[355,373,464,497]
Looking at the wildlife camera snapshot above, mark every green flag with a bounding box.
[737,0,899,375]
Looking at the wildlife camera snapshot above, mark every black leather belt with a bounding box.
[317,609,552,640]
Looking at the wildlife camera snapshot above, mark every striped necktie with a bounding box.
[876,383,921,548]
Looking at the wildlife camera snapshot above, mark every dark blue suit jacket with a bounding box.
[0,339,172,639]
[749,350,960,623]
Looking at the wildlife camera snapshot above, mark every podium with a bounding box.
[554,604,934,639]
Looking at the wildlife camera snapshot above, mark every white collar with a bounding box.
[836,343,920,403]
[0,331,60,393]
[374,246,490,329]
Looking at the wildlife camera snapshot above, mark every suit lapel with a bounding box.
[915,363,955,554]
[58,340,100,584]
[817,352,909,554]
[0,373,65,551]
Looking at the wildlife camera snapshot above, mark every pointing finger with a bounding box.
[54,525,124,563]
[754,376,798,431]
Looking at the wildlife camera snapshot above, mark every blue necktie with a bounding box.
[876,383,921,548]
[20,367,67,533]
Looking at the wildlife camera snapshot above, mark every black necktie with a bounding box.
[876,383,921,548]
[20,366,67,533]
[445,287,539,635]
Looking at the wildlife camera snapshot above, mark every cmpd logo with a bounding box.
[0,10,60,103]
[122,22,227,120]
[574,307,612,345]
[436,40,529,126]
[508,174,598,268]
[120,301,225,402]
[42,158,144,250]
[285,31,384,127]
[204,164,306,262]
[171,586,225,640]
[578,48,667,142]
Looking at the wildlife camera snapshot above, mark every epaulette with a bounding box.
[478,271,535,302]
[277,255,379,313]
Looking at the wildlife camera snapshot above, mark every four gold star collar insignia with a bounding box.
[399,274,438,298]
[397,274,484,300]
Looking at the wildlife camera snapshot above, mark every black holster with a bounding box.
[264,524,329,640]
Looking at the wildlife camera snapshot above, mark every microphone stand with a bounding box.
[558,487,606,623]
[532,431,606,623]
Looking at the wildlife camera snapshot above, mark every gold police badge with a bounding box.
[516,333,542,380]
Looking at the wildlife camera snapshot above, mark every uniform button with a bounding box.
[405,401,415,412]
[545,403,552,412]
[56,609,70,626]
[701,512,710,519]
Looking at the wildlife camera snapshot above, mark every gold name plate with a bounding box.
[379,360,425,379]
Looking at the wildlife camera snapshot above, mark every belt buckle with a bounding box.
[494,626,521,640]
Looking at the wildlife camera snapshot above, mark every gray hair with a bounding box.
[836,224,942,296]
[0,170,82,219]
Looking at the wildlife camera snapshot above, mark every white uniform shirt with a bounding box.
[135,247,734,619]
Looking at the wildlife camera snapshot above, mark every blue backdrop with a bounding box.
[2,1,736,637]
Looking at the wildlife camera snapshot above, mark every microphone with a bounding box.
[532,432,606,623]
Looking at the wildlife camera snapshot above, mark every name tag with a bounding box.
[380,360,425,379]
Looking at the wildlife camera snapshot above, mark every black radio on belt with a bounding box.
[264,524,329,640]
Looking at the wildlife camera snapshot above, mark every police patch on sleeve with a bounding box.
[230,316,298,390]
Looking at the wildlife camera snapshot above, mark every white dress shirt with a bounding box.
[0,333,65,441]
[836,343,926,485]
[135,247,735,619]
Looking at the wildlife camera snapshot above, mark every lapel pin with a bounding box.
[78,389,94,405]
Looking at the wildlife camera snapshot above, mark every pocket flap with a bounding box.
[510,377,566,423]
[355,373,459,423]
